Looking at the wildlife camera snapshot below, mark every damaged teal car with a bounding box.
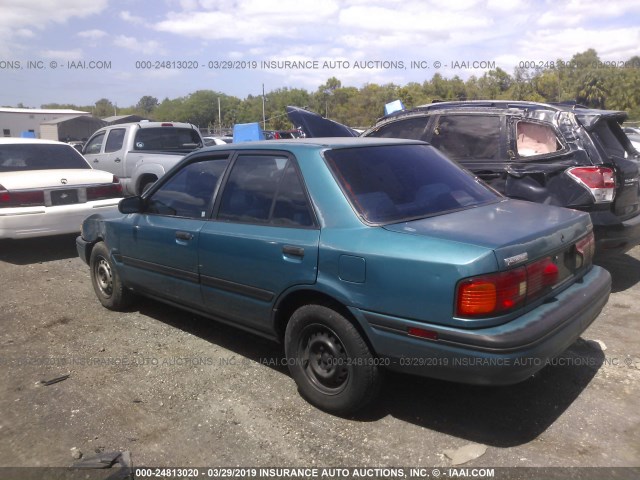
[77,138,611,414]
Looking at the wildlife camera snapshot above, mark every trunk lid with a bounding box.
[384,199,592,269]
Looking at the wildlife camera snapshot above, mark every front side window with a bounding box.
[84,132,105,154]
[146,158,229,218]
[516,121,562,157]
[218,155,314,227]
[430,114,501,161]
[325,144,500,224]
[104,128,126,153]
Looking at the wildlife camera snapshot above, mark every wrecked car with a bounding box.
[287,101,640,257]
[77,138,610,414]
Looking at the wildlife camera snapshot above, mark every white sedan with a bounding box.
[0,138,123,239]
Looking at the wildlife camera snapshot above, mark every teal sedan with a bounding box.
[77,138,611,414]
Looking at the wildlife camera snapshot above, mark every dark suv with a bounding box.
[288,101,640,256]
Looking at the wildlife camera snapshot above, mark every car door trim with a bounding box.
[121,255,199,283]
[200,274,274,302]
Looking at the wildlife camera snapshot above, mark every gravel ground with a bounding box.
[0,234,638,479]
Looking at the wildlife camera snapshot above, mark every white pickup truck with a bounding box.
[82,121,204,196]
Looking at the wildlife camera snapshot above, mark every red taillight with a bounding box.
[0,184,45,207]
[86,176,123,201]
[457,267,527,317]
[161,123,174,127]
[456,256,563,318]
[526,257,559,303]
[567,166,616,203]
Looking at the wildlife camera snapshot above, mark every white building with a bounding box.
[0,107,92,139]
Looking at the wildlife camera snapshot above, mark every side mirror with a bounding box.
[119,196,143,214]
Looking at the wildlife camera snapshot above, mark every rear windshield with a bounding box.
[0,143,90,172]
[133,128,202,151]
[324,144,500,224]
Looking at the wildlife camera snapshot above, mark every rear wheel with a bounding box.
[89,242,133,310]
[284,304,381,415]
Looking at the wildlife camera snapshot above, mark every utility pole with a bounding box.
[262,84,266,130]
[218,97,222,135]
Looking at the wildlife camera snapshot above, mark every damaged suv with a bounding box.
[288,101,640,256]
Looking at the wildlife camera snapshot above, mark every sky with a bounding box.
[1,0,640,109]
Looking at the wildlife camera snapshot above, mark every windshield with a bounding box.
[325,144,500,224]
[0,143,91,172]
[133,128,202,151]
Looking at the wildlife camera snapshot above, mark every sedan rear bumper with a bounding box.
[0,200,119,239]
[353,265,611,385]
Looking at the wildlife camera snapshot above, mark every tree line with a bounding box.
[41,49,640,131]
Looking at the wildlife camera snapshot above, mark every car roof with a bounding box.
[379,100,627,122]
[200,137,426,151]
[0,137,69,145]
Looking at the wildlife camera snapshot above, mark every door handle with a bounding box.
[175,231,194,241]
[114,158,121,163]
[93,159,99,163]
[283,245,304,257]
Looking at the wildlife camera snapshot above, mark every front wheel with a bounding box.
[89,241,133,310]
[284,304,381,415]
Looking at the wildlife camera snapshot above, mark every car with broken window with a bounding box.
[288,101,640,257]
[0,138,123,239]
[76,138,611,414]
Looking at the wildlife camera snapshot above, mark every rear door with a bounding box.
[198,152,320,334]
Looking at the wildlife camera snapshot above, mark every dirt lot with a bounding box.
[0,234,638,478]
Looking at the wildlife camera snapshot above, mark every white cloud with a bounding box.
[120,11,146,25]
[42,48,83,60]
[78,29,107,39]
[0,0,107,55]
[113,35,165,55]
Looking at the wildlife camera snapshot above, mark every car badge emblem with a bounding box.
[504,252,528,267]
[61,178,68,184]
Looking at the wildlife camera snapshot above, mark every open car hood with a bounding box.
[286,106,358,138]
[573,109,628,131]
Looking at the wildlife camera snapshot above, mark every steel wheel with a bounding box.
[301,325,349,394]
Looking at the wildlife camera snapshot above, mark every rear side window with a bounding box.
[368,117,430,141]
[0,144,91,172]
[430,115,500,161]
[134,128,202,151]
[325,144,499,224]
[218,155,314,227]
[516,121,562,157]
[146,158,229,218]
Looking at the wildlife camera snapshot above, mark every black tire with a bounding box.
[139,177,157,195]
[89,241,133,310]
[284,304,381,415]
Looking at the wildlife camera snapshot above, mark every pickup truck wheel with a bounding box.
[284,304,381,415]
[139,177,157,195]
[89,242,133,310]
